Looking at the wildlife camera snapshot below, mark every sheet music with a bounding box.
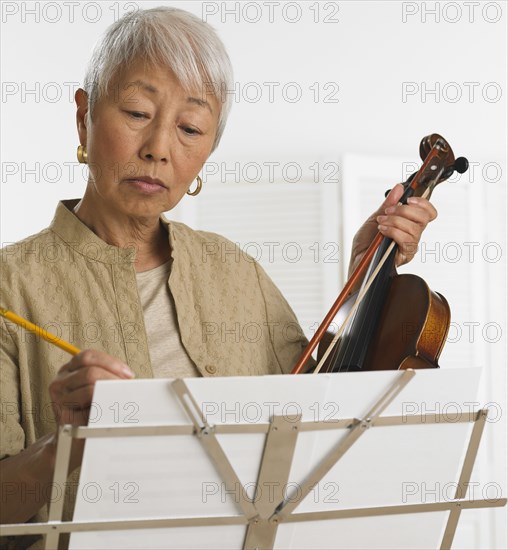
[70,368,482,549]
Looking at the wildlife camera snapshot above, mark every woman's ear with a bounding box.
[75,88,89,145]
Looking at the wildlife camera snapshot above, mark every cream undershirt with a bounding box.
[135,259,200,378]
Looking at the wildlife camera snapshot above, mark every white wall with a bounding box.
[1,1,506,547]
[1,1,506,235]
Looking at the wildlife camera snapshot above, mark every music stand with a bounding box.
[1,368,505,549]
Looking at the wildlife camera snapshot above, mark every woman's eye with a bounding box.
[126,111,147,119]
[180,126,200,136]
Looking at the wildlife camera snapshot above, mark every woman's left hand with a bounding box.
[349,183,438,276]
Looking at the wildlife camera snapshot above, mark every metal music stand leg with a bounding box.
[440,408,489,549]
[44,425,74,550]
[172,379,259,521]
[274,369,416,521]
[243,414,301,550]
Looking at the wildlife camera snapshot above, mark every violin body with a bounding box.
[329,272,451,372]
[361,274,450,370]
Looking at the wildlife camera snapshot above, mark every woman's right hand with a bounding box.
[0,350,134,524]
[49,349,135,426]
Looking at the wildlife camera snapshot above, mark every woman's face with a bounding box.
[76,59,220,218]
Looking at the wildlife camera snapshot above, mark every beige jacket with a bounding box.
[0,199,311,548]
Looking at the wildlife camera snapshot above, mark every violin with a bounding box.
[292,134,469,374]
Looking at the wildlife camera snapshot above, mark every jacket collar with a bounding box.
[49,199,172,265]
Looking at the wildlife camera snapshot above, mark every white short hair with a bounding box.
[82,7,233,151]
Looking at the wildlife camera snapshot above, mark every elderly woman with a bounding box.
[0,6,436,545]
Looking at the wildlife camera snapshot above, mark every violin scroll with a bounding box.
[404,133,469,199]
[419,133,455,168]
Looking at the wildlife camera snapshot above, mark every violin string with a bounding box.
[313,240,397,373]
[337,256,389,372]
[328,263,380,373]
[313,183,436,375]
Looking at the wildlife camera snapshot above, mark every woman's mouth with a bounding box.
[124,177,166,194]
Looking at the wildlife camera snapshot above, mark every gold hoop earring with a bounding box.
[187,175,202,196]
[77,145,88,164]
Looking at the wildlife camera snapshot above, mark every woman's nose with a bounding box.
[140,124,172,162]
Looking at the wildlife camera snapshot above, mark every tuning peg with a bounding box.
[454,157,469,174]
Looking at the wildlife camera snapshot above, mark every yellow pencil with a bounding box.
[0,306,81,356]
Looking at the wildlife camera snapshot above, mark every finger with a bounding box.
[406,196,438,221]
[395,251,409,268]
[60,366,125,394]
[377,209,424,237]
[394,233,421,266]
[50,366,128,414]
[383,199,437,224]
[385,183,404,206]
[375,183,404,214]
[57,385,96,410]
[377,213,421,246]
[379,204,433,227]
[377,225,419,260]
[64,349,134,379]
[56,393,94,412]
[378,229,419,257]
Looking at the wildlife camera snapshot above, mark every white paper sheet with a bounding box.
[70,368,482,549]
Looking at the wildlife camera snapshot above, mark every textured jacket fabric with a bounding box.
[0,199,310,547]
